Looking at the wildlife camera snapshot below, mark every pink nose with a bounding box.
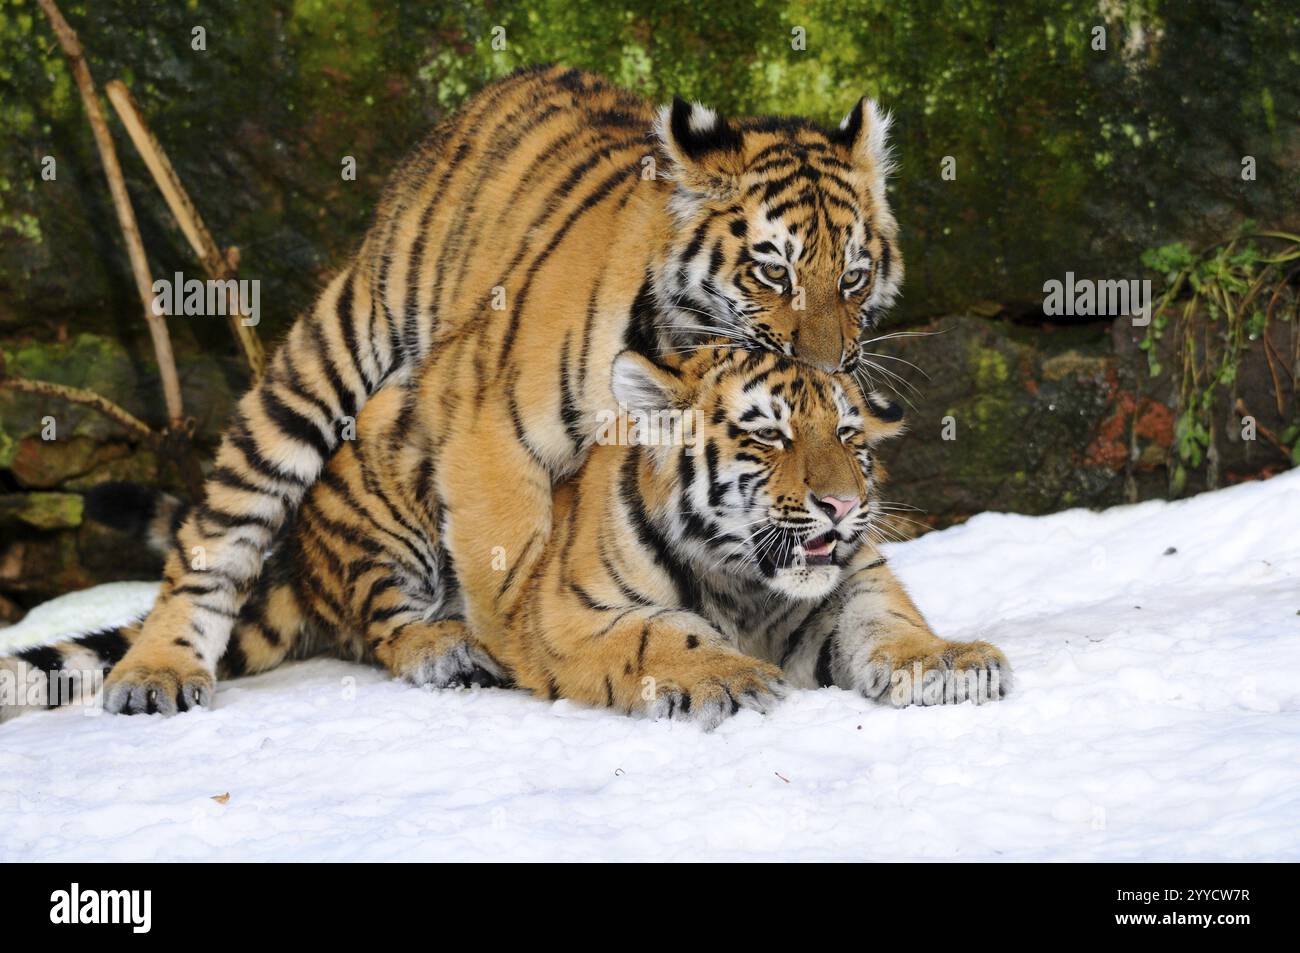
[817,495,860,524]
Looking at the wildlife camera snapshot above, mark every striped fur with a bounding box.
[4,347,1010,726]
[486,347,1011,726]
[101,66,911,715]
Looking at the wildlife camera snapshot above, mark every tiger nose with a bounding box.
[814,495,860,525]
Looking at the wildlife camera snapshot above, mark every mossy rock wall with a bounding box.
[1,313,1291,613]
[2,1,1297,342]
[874,312,1296,526]
[0,332,242,612]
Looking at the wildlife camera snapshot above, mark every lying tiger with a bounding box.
[104,65,922,715]
[2,344,1009,728]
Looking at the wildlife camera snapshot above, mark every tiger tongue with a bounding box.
[803,536,835,557]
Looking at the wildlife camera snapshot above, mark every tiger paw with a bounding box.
[853,635,1011,706]
[104,647,214,716]
[385,625,509,690]
[645,653,788,731]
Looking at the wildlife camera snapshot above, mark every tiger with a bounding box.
[102,65,911,715]
[1,343,1010,727]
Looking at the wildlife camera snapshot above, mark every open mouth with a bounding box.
[756,527,842,573]
[799,531,838,567]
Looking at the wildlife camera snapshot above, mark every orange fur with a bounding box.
[98,67,931,715]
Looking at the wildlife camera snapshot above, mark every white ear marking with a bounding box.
[611,354,672,411]
[863,99,893,168]
[839,97,895,175]
[688,103,718,134]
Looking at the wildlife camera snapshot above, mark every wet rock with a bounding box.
[875,307,1293,529]
[872,316,1120,524]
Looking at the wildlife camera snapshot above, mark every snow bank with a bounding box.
[3,472,1298,861]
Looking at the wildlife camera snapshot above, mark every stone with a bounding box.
[0,491,84,530]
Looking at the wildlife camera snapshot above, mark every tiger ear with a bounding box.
[655,96,745,198]
[832,96,896,178]
[611,352,685,411]
[861,388,906,443]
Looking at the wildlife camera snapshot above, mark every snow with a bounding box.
[0,581,159,654]
[2,472,1298,861]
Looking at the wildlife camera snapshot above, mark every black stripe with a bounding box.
[74,628,131,667]
[814,639,836,688]
[618,447,698,609]
[17,645,63,673]
[635,624,650,674]
[623,273,659,358]
[260,388,332,461]
[335,270,374,392]
[306,318,360,420]
[558,331,584,450]
[220,635,248,678]
[229,427,308,487]
[360,575,400,623]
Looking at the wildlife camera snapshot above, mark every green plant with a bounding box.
[1140,231,1300,491]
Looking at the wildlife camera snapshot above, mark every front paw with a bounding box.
[854,635,1011,706]
[104,649,214,715]
[105,670,213,716]
[400,637,508,690]
[646,654,788,731]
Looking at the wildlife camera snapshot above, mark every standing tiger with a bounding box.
[2,344,1010,726]
[103,65,909,715]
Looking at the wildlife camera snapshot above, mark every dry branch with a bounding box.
[37,0,185,429]
[1234,397,1294,459]
[0,377,153,438]
[105,80,267,379]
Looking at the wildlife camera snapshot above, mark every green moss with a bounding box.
[0,491,83,530]
[2,0,1295,333]
[0,334,140,446]
[965,340,1016,433]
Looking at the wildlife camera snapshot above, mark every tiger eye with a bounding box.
[761,264,788,282]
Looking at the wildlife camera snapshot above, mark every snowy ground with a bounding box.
[2,472,1298,861]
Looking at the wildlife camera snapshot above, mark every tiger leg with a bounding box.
[104,265,401,715]
[787,554,1011,705]
[349,564,507,688]
[0,573,317,722]
[434,405,556,657]
[520,608,788,731]
[216,579,313,682]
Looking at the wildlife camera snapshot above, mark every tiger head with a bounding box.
[612,346,905,602]
[652,95,902,373]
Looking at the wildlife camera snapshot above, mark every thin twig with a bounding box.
[1262,327,1286,418]
[105,79,266,379]
[0,377,153,438]
[1234,397,1293,458]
